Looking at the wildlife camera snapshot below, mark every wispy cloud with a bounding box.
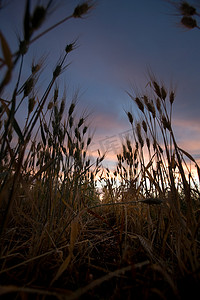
[173,117,200,155]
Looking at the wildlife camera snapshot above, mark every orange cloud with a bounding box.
[173,117,200,156]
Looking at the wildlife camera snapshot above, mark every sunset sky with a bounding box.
[1,0,200,170]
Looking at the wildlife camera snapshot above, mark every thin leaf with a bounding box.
[0,285,18,296]
[12,118,24,143]
[51,218,79,284]
[143,152,156,172]
[52,255,72,285]
[40,120,46,146]
[196,164,200,183]
[140,197,163,205]
[5,137,17,168]
[178,147,197,163]
[0,31,12,68]
[0,69,12,90]
[145,169,162,194]
[67,261,150,300]
[69,218,79,253]
[178,146,200,182]
[32,159,56,180]
[0,98,24,143]
[171,151,176,169]
[137,235,153,258]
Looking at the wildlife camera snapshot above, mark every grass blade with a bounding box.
[0,31,12,68]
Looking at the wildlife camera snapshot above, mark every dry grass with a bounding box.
[0,1,200,299]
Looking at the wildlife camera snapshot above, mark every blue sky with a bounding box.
[1,0,200,168]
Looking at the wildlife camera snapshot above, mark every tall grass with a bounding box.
[118,74,200,268]
[0,0,103,292]
[0,1,200,299]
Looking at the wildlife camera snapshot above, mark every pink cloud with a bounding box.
[172,117,200,155]
[173,118,200,134]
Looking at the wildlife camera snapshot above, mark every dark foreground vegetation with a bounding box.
[0,1,200,299]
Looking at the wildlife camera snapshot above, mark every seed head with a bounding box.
[156,97,162,113]
[169,91,175,104]
[78,118,84,128]
[146,101,156,118]
[65,41,77,54]
[135,97,144,113]
[136,123,144,148]
[162,115,171,131]
[66,44,73,55]
[143,95,149,107]
[136,123,141,136]
[153,81,161,98]
[81,141,84,149]
[48,101,53,110]
[24,77,34,97]
[69,116,73,128]
[87,137,92,146]
[59,99,65,117]
[68,103,75,116]
[32,63,40,74]
[73,2,92,18]
[179,2,197,16]
[75,127,80,140]
[139,137,144,148]
[83,126,88,135]
[161,86,167,100]
[122,144,127,159]
[54,88,58,101]
[31,6,46,30]
[127,112,133,124]
[142,120,147,133]
[181,16,197,29]
[28,97,36,114]
[146,137,150,151]
[126,139,132,152]
[53,65,61,78]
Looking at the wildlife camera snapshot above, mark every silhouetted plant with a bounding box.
[169,0,200,29]
[0,1,99,239]
[0,2,200,299]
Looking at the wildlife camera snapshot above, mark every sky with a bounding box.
[1,0,200,170]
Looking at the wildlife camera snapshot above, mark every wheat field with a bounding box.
[0,1,200,299]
